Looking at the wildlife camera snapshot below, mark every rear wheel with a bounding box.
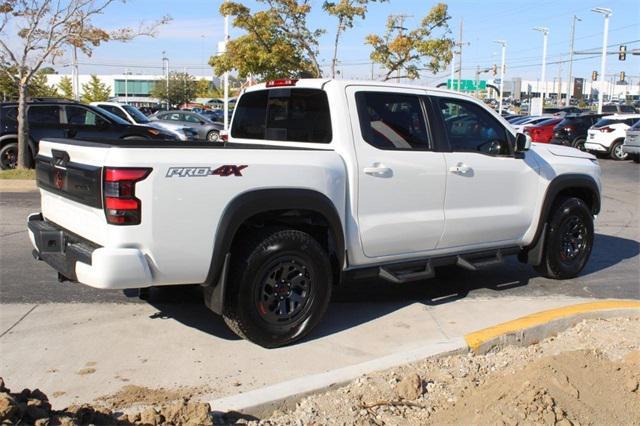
[571,138,586,151]
[223,228,332,348]
[206,131,220,142]
[0,143,18,170]
[534,197,594,279]
[609,140,628,161]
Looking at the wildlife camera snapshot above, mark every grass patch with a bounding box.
[0,168,36,180]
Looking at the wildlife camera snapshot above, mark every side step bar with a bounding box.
[378,260,434,284]
[456,249,504,271]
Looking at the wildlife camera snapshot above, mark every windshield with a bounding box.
[594,118,625,128]
[90,106,130,125]
[123,105,150,123]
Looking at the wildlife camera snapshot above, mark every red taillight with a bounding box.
[266,79,298,87]
[599,126,614,133]
[220,130,229,142]
[103,167,151,225]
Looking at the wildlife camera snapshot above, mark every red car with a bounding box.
[524,118,563,143]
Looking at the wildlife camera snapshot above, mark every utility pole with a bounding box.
[475,65,480,98]
[370,62,374,80]
[450,50,456,91]
[389,14,413,82]
[592,7,612,114]
[72,47,80,101]
[557,62,562,106]
[566,15,581,105]
[124,68,128,104]
[494,40,507,114]
[533,27,549,114]
[223,0,230,131]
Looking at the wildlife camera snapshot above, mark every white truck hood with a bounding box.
[535,143,596,160]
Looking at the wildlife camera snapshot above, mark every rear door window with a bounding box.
[28,105,61,124]
[65,106,108,127]
[232,88,332,143]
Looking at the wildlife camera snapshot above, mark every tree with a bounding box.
[210,0,323,80]
[194,78,222,98]
[58,76,73,98]
[0,1,170,169]
[150,71,197,108]
[80,74,110,103]
[365,3,453,81]
[323,0,386,78]
[0,67,58,99]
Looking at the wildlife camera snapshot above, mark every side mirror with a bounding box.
[515,132,531,153]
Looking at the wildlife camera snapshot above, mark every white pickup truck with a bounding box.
[28,79,601,347]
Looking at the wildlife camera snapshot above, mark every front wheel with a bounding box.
[534,197,594,279]
[206,131,220,142]
[0,143,18,170]
[223,228,332,348]
[610,140,628,161]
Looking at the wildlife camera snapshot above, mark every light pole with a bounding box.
[450,48,456,91]
[494,40,507,115]
[566,15,581,105]
[533,27,549,115]
[592,7,612,114]
[223,0,230,131]
[162,51,169,110]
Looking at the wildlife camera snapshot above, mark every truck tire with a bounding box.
[223,228,332,348]
[534,197,594,280]
[0,142,18,170]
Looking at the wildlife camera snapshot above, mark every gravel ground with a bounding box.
[245,317,640,426]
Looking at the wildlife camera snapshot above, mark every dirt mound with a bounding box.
[0,379,212,426]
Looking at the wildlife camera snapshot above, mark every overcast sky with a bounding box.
[45,0,640,85]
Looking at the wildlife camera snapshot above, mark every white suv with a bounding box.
[585,114,640,160]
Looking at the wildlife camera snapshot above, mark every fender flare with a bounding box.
[523,173,600,264]
[203,188,345,315]
[0,134,37,158]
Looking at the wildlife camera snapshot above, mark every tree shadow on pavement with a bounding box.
[140,233,638,344]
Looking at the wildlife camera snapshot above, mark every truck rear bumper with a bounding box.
[28,213,153,289]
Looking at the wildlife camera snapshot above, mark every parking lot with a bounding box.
[1,159,638,410]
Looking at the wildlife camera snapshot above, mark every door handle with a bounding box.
[448,163,472,175]
[364,164,392,177]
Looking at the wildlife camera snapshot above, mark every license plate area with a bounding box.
[39,230,66,253]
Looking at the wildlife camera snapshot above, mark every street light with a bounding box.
[162,51,169,110]
[533,27,549,115]
[494,40,507,115]
[592,7,612,114]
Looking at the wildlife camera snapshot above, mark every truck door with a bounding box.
[432,95,540,249]
[347,86,447,258]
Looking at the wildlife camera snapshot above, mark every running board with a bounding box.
[456,249,504,271]
[378,260,434,284]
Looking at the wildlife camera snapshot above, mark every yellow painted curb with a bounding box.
[465,299,640,351]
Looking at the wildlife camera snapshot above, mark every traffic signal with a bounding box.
[620,71,625,82]
[619,45,627,61]
[592,71,598,81]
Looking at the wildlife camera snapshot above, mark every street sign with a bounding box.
[447,79,487,91]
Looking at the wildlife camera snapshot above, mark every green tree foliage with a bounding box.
[80,75,110,103]
[210,0,323,80]
[194,79,223,98]
[0,67,58,99]
[150,72,197,107]
[57,76,74,98]
[365,3,454,81]
[323,0,386,78]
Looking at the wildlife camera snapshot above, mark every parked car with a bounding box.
[602,104,637,115]
[551,106,584,116]
[511,115,554,133]
[28,79,601,347]
[585,114,640,160]
[91,102,198,141]
[550,114,604,151]
[150,110,223,142]
[523,118,563,143]
[200,109,232,123]
[0,99,177,169]
[506,115,529,123]
[622,119,640,163]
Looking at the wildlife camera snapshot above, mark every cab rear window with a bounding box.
[231,89,332,143]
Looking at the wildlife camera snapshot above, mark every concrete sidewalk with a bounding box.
[0,179,37,192]
[0,296,593,409]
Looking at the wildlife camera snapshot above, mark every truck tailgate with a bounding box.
[36,139,110,245]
